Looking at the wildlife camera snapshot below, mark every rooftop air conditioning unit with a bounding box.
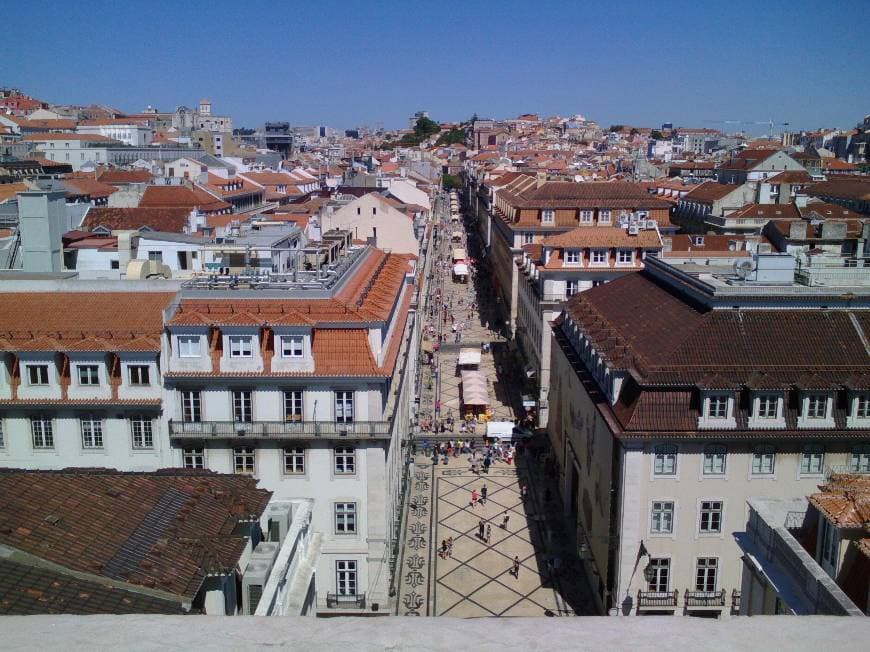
[733,258,756,279]
[266,503,292,543]
[252,541,280,568]
[628,225,639,235]
[242,560,271,615]
[646,220,657,229]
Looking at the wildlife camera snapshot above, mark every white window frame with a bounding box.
[751,446,776,476]
[580,209,593,224]
[564,249,581,264]
[334,446,356,474]
[699,500,723,534]
[695,558,718,592]
[27,364,50,386]
[616,249,633,265]
[77,365,99,386]
[590,249,607,265]
[653,444,677,476]
[598,209,611,224]
[229,335,253,359]
[850,444,870,473]
[284,390,303,422]
[541,209,555,224]
[702,444,727,475]
[647,558,670,592]
[800,444,825,475]
[130,415,154,449]
[181,390,202,422]
[283,447,305,474]
[232,389,253,423]
[31,416,53,449]
[806,394,827,419]
[566,280,581,297]
[336,560,357,596]
[80,414,103,449]
[183,447,205,469]
[335,391,354,424]
[522,232,534,245]
[650,501,674,534]
[281,335,304,358]
[334,502,357,534]
[233,446,256,474]
[177,335,201,358]
[128,365,150,386]
[707,394,729,419]
[855,394,870,419]
[757,394,779,419]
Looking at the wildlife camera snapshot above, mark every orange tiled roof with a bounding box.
[541,226,662,249]
[140,185,231,213]
[0,182,28,204]
[22,133,116,142]
[809,474,870,528]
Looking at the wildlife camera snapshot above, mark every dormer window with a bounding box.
[616,250,633,265]
[178,335,201,358]
[591,249,607,265]
[580,210,593,224]
[229,335,253,358]
[855,394,870,419]
[565,249,581,264]
[541,209,555,224]
[757,394,779,419]
[281,335,304,358]
[806,393,828,419]
[598,210,611,224]
[77,365,99,386]
[707,394,729,419]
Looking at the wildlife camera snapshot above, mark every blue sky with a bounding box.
[2,0,868,132]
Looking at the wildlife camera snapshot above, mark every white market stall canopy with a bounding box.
[460,370,489,406]
[453,263,469,277]
[457,348,481,366]
[451,230,463,240]
[486,421,515,439]
[452,248,467,262]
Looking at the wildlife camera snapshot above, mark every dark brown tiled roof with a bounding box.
[0,559,184,615]
[0,469,272,601]
[82,207,193,233]
[97,169,153,184]
[729,203,801,220]
[683,182,740,202]
[807,178,870,202]
[503,181,672,209]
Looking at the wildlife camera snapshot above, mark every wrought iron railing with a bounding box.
[637,590,678,608]
[168,419,392,440]
[684,589,726,607]
[326,592,366,609]
[732,589,741,611]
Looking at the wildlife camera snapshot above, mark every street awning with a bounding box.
[421,339,434,353]
[451,230,463,240]
[453,263,469,276]
[460,369,489,406]
[487,421,515,439]
[457,348,481,366]
[452,248,466,261]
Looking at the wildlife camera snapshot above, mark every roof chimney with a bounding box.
[789,221,807,240]
[536,172,547,189]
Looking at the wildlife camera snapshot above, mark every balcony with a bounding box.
[684,589,726,608]
[325,592,366,610]
[168,419,392,441]
[732,589,741,611]
[636,590,678,609]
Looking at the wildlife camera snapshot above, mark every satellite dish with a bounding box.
[733,258,755,279]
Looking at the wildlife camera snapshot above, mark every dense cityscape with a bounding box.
[2,2,870,648]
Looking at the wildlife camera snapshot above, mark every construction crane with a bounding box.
[705,119,790,140]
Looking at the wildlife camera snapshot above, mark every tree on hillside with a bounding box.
[608,124,624,133]
[414,117,441,139]
[650,130,663,140]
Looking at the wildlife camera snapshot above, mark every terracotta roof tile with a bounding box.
[140,185,231,213]
[82,207,193,233]
[541,226,662,249]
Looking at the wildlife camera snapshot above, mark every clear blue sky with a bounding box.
[2,0,868,132]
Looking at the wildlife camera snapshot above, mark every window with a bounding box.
[183,447,204,468]
[31,416,53,449]
[695,558,718,592]
[178,335,201,358]
[855,394,870,419]
[591,249,607,264]
[703,445,727,475]
[181,390,201,422]
[336,560,357,596]
[233,446,255,474]
[229,335,253,358]
[616,250,633,264]
[27,365,49,385]
[335,502,357,533]
[233,390,253,423]
[653,445,677,475]
[598,210,611,224]
[580,210,593,224]
[647,558,670,592]
[335,391,354,424]
[699,500,723,533]
[752,446,775,475]
[126,364,151,386]
[522,232,534,245]
[650,501,674,534]
[283,447,305,474]
[819,518,838,571]
[848,445,870,473]
[757,394,778,419]
[707,395,729,419]
[806,394,827,419]
[334,446,356,474]
[800,445,825,475]
[541,209,555,224]
[566,280,580,297]
[130,416,153,449]
[148,251,163,263]
[77,365,99,386]
[565,249,581,264]
[284,390,303,422]
[80,415,103,449]
[281,335,304,358]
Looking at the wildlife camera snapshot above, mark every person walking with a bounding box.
[485,523,492,544]
[447,537,454,558]
[512,556,520,579]
[478,519,485,540]
[481,484,488,505]
[501,511,510,529]
[521,484,529,501]
[471,488,479,508]
[440,540,448,559]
